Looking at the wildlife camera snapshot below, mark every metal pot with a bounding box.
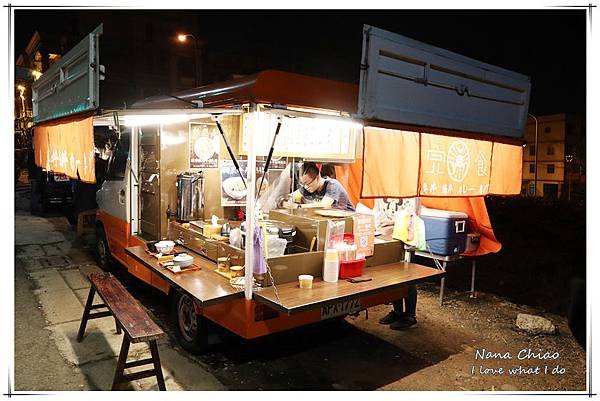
[176,172,205,222]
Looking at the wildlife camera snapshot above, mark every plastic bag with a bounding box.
[324,219,346,250]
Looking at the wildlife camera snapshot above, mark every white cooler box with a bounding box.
[421,208,469,256]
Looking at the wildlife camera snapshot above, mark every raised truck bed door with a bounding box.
[32,24,103,124]
[358,25,531,139]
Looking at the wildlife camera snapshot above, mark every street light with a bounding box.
[176,33,200,87]
[528,113,538,197]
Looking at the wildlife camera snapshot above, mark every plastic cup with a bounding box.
[298,274,314,289]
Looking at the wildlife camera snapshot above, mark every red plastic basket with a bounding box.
[339,258,365,279]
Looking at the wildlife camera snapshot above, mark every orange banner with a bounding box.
[361,127,420,198]
[34,116,96,183]
[490,142,523,195]
[361,127,522,198]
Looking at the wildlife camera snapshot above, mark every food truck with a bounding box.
[32,25,530,354]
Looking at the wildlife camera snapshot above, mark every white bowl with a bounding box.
[173,253,194,268]
[223,176,247,200]
[155,240,175,254]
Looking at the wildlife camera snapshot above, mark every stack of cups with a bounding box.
[323,248,340,283]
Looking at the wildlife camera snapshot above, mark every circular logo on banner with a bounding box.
[447,141,471,182]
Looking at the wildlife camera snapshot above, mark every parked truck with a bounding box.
[32,24,530,353]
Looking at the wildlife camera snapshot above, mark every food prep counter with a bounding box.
[254,261,445,315]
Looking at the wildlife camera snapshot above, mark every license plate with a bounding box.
[320,299,361,320]
[54,174,69,182]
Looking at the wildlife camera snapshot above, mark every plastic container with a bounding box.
[339,258,366,279]
[323,248,340,283]
[203,224,222,238]
[298,274,314,289]
[330,233,355,246]
[267,237,288,257]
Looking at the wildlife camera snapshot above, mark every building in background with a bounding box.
[15,12,201,110]
[522,113,585,201]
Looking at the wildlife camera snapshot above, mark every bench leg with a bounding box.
[149,340,166,391]
[77,287,96,342]
[112,335,131,390]
[115,319,122,335]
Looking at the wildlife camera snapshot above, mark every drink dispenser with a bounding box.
[176,172,205,222]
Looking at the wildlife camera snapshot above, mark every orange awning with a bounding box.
[33,115,96,183]
[132,70,358,114]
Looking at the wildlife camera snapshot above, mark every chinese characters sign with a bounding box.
[361,127,522,198]
[420,134,492,196]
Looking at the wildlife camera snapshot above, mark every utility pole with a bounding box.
[528,113,539,197]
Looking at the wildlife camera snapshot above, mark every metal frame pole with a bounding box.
[439,261,447,306]
[470,259,477,298]
[244,105,258,300]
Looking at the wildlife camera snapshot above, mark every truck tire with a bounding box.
[95,225,115,271]
[170,290,209,354]
[29,180,46,216]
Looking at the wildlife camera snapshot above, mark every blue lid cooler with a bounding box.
[421,208,469,256]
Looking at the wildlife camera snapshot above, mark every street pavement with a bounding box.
[14,189,225,391]
[13,181,586,392]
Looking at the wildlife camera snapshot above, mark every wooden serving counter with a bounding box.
[125,245,243,306]
[126,245,444,316]
[253,262,445,315]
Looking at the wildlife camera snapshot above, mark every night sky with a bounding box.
[14,9,587,116]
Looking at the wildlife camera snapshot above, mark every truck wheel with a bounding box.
[30,191,46,216]
[170,291,209,354]
[96,226,115,271]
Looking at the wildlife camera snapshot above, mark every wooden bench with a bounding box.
[77,272,166,391]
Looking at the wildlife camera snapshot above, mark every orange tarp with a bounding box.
[335,161,374,209]
[34,116,95,183]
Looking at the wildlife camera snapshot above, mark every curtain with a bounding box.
[33,116,95,183]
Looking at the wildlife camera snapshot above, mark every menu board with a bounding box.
[220,159,284,206]
[240,113,358,160]
[353,213,375,258]
[189,122,219,169]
